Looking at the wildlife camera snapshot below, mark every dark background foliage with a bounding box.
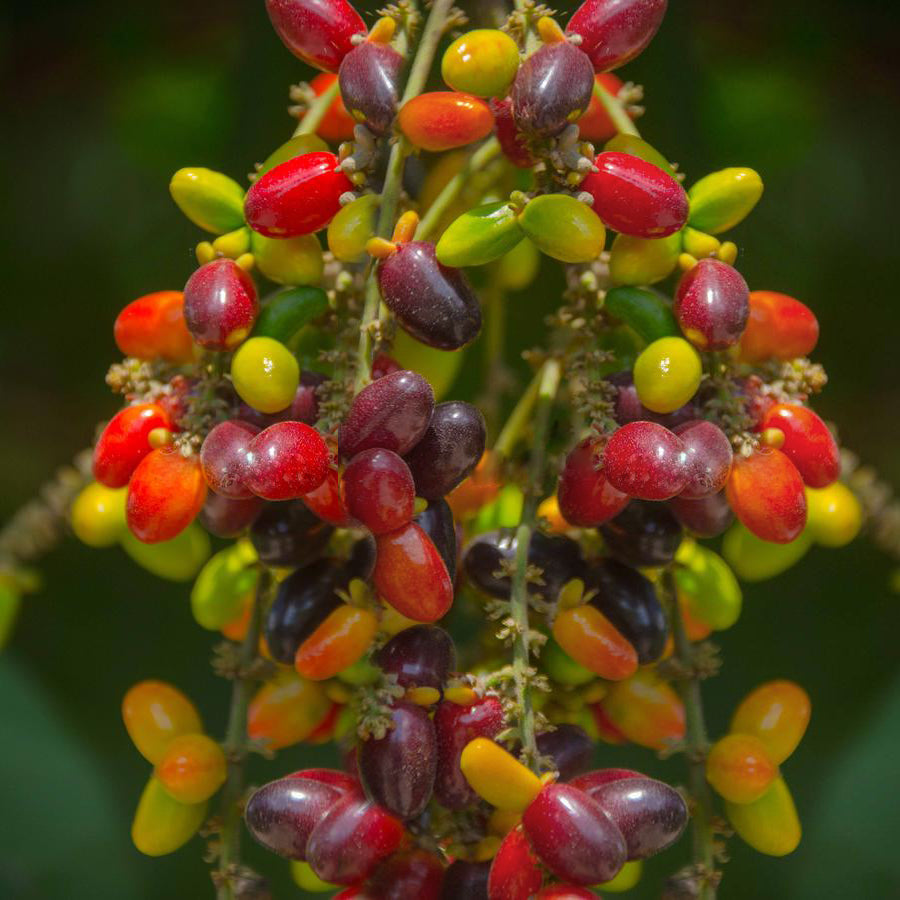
[1,0,898,897]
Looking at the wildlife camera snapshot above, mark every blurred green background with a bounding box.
[1,0,899,897]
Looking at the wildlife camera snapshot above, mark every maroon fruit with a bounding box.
[374,625,456,690]
[245,421,330,500]
[669,490,734,537]
[535,724,595,781]
[183,259,259,351]
[339,41,405,135]
[673,419,733,499]
[198,491,263,537]
[557,436,630,527]
[266,0,366,73]
[600,499,683,568]
[199,420,258,499]
[567,0,668,73]
[603,421,689,501]
[674,259,750,351]
[344,448,415,535]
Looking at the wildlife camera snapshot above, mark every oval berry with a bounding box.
[295,604,378,680]
[114,291,195,363]
[557,437,630,527]
[673,419,733,499]
[398,92,494,152]
[339,40,404,135]
[265,0,366,73]
[122,680,202,765]
[603,421,688,500]
[601,499,683,567]
[567,0,668,72]
[199,420,258,499]
[731,679,811,765]
[760,403,839,488]
[93,403,172,489]
[739,290,819,362]
[552,604,638,681]
[182,259,259,351]
[674,259,750,351]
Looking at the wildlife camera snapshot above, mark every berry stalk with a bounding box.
[592,77,640,137]
[293,77,341,136]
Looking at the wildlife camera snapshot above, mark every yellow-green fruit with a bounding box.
[327,194,380,262]
[494,236,540,290]
[169,168,246,235]
[442,29,520,98]
[805,482,862,548]
[725,776,801,857]
[211,226,252,259]
[722,521,813,582]
[231,336,300,413]
[599,859,643,892]
[0,583,20,650]
[251,232,324,286]
[291,860,340,892]
[70,482,127,548]
[392,327,463,400]
[609,231,682,285]
[190,540,259,630]
[675,541,742,630]
[459,737,543,812]
[258,134,329,177]
[131,776,207,857]
[688,168,764,234]
[518,194,606,263]
[120,524,211,582]
[436,202,524,267]
[632,336,701,413]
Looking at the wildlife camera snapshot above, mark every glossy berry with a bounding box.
[339,41,404,135]
[378,242,482,351]
[731,679,811,765]
[739,289,819,362]
[460,738,543,812]
[442,29,520,98]
[398,92,494,152]
[199,420,258,499]
[673,419,733,499]
[366,849,445,899]
[183,259,259,350]
[231,336,300,414]
[306,798,405,885]
[491,97,535,168]
[93,403,172,489]
[599,670,685,750]
[155,733,226,804]
[577,74,628,140]
[303,466,352,526]
[706,733,778,805]
[725,776,801,857]
[122,680,202,765]
[518,194,606,264]
[553,604,638,680]
[535,724,595,782]
[632,336,702,414]
[295,604,378,680]
[674,259,750,350]
[250,499,334,567]
[586,559,667,664]
[374,625,457,690]
[126,447,207,543]
[344,448,415,534]
[557,437,629,527]
[434,696,505,809]
[265,0,366,73]
[488,826,543,900]
[374,522,454,622]
[70,481,127,547]
[567,0,668,72]
[359,701,437,819]
[726,448,807,543]
[339,370,435,459]
[245,421,330,500]
[805,481,863,547]
[603,421,688,501]
[581,152,688,238]
[131,776,207,857]
[403,401,486,500]
[523,783,627,885]
[244,152,352,238]
[247,673,332,749]
[600,499,683,567]
[511,41,594,137]
[760,404,840,488]
[114,291,195,363]
[669,490,734,538]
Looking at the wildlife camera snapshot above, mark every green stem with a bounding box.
[665,569,717,900]
[508,360,561,771]
[493,366,543,459]
[593,78,641,138]
[353,0,457,392]
[215,572,269,900]
[293,78,341,137]
[415,137,503,241]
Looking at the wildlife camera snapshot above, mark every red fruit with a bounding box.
[569,769,643,792]
[244,421,330,501]
[344,449,415,535]
[303,465,351,526]
[245,152,352,238]
[603,421,688,500]
[590,702,628,745]
[286,768,362,795]
[199,491,263,538]
[126,447,207,543]
[114,291,194,363]
[487,826,543,900]
[183,259,259,351]
[371,353,402,380]
[311,73,357,142]
[373,523,453,622]
[576,74,628,141]
[265,0,365,73]
[567,0,669,73]
[199,420,259,499]
[398,92,494,152]
[434,696,505,809]
[726,448,807,543]
[306,798,405,885]
[739,290,819,362]
[760,404,840,488]
[557,437,630,526]
[672,420,733,499]
[366,849,445,899]
[522,784,626,885]
[93,403,172,488]
[674,259,750,351]
[491,97,535,169]
[581,151,688,238]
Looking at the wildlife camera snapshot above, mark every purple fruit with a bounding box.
[375,625,456,690]
[339,40,404,135]
[535,724,595,781]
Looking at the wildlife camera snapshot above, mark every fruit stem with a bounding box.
[593,78,641,138]
[493,365,543,459]
[509,359,560,771]
[415,137,503,240]
[353,0,457,392]
[215,569,269,900]
[293,78,341,137]
[665,567,718,899]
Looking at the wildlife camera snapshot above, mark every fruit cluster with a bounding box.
[14,0,872,897]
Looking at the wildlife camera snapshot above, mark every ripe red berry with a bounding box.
[183,259,259,351]
[567,0,668,73]
[603,421,689,500]
[581,152,688,238]
[245,421,330,500]
[244,152,352,238]
[114,291,195,363]
[739,290,819,362]
[343,448,415,535]
[265,0,366,73]
[673,419,733,498]
[488,826,544,900]
[760,403,840,488]
[491,97,536,168]
[199,420,259,499]
[674,259,750,351]
[557,436,630,526]
[93,403,172,489]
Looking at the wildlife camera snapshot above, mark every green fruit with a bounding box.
[518,194,606,263]
[120,525,211,582]
[131,776,207,857]
[190,541,259,631]
[542,634,596,686]
[169,168,245,235]
[254,286,329,345]
[436,202,524,267]
[231,336,300,414]
[688,168,763,234]
[0,583,21,649]
[609,231,682,286]
[327,194,380,263]
[250,232,324,286]
[722,521,813,582]
[392,327,464,400]
[675,541,742,630]
[494,236,540,290]
[604,286,679,343]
